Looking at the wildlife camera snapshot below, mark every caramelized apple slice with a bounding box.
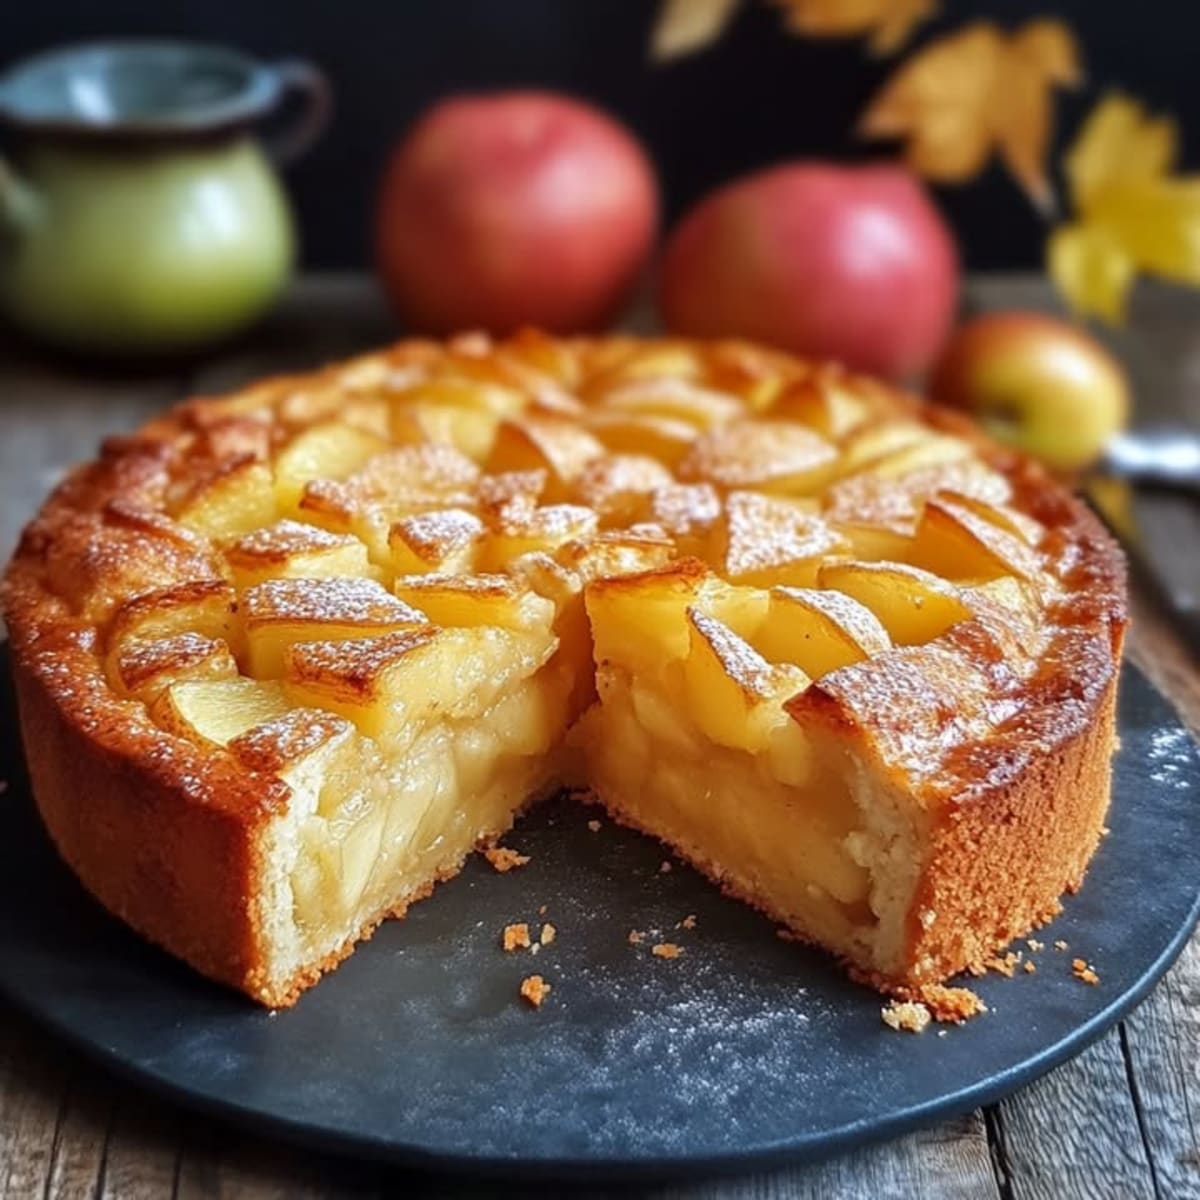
[682,609,809,752]
[582,410,699,467]
[227,707,358,810]
[555,527,675,584]
[937,488,1044,546]
[284,626,552,740]
[299,444,480,560]
[752,587,891,677]
[391,376,526,420]
[479,503,599,569]
[112,633,239,704]
[585,559,768,670]
[152,677,290,746]
[910,495,1044,582]
[274,422,390,512]
[585,558,711,667]
[243,577,429,677]
[714,492,845,588]
[817,560,971,646]
[392,573,555,632]
[643,482,723,558]
[598,377,744,428]
[484,416,605,499]
[767,371,870,438]
[173,457,277,540]
[395,404,500,461]
[571,454,674,524]
[388,509,484,576]
[107,579,240,655]
[679,421,837,494]
[226,520,371,589]
[866,435,973,479]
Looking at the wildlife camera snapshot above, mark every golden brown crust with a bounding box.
[1,333,1127,1006]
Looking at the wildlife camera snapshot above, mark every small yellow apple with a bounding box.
[929,312,1130,472]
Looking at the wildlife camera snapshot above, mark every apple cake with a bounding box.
[2,331,1126,1007]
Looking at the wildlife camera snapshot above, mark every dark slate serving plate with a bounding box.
[0,656,1197,1181]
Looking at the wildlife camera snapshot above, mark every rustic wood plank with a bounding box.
[1122,935,1200,1199]
[992,1032,1157,1200]
[0,1010,67,1199]
[44,1073,116,1200]
[96,1095,181,1200]
[174,1124,382,1199]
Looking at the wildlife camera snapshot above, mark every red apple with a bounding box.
[659,163,959,380]
[929,312,1130,471]
[375,92,658,334]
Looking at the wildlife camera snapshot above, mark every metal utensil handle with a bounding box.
[262,59,332,167]
[1104,428,1200,492]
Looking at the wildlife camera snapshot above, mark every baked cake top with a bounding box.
[2,330,1126,828]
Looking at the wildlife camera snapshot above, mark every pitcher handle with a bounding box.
[261,59,332,167]
[0,156,39,241]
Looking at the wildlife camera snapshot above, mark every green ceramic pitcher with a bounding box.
[0,41,330,355]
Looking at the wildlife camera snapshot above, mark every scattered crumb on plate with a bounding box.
[519,975,551,1008]
[502,923,531,952]
[484,846,530,873]
[628,930,644,945]
[587,819,602,833]
[916,985,988,1024]
[540,922,556,946]
[882,1000,931,1033]
[652,942,683,959]
[1072,958,1100,985]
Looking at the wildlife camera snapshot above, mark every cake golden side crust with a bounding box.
[1,333,1128,1005]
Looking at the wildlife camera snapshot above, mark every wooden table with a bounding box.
[0,275,1196,1200]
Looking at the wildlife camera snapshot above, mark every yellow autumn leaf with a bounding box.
[651,0,743,61]
[1050,93,1200,323]
[858,19,1082,211]
[771,0,937,56]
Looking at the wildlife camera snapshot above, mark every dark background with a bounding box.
[2,1,1191,271]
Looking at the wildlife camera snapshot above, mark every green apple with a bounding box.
[928,312,1130,472]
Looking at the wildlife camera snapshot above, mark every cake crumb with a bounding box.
[519,974,551,1008]
[882,1000,931,1033]
[1054,939,1069,951]
[652,942,684,959]
[1023,960,1037,975]
[679,914,697,930]
[659,860,672,873]
[985,951,1021,978]
[587,819,602,833]
[1072,958,1100,985]
[628,930,644,945]
[1026,938,1045,953]
[502,923,531,951]
[538,904,547,916]
[484,846,529,873]
[916,985,988,1024]
[540,922,556,946]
